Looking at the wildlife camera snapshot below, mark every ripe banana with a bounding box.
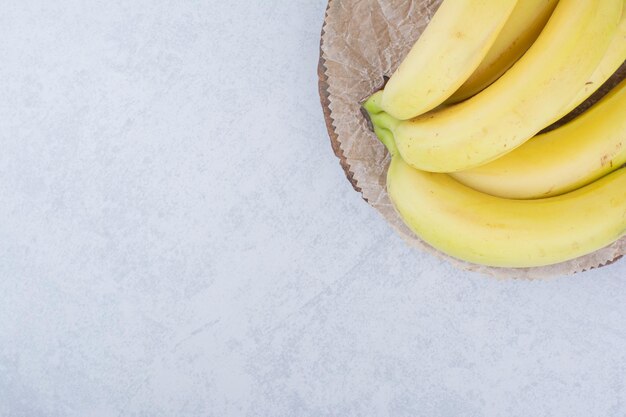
[367,0,622,173]
[374,127,626,268]
[446,0,558,104]
[379,0,518,120]
[366,9,626,144]
[451,78,626,199]
[566,6,626,110]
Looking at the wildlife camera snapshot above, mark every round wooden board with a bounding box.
[317,0,624,274]
[317,35,362,196]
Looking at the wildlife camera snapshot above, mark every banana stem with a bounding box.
[373,125,398,157]
[363,90,401,156]
[362,90,385,114]
[369,111,401,132]
[363,90,402,131]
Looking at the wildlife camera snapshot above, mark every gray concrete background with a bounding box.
[1,1,625,416]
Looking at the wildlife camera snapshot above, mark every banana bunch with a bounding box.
[364,0,626,268]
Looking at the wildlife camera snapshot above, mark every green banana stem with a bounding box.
[362,90,385,114]
[363,91,402,156]
[369,110,401,132]
[373,126,399,157]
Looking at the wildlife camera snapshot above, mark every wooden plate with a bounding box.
[317,0,624,276]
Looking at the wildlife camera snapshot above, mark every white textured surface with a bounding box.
[1,1,626,416]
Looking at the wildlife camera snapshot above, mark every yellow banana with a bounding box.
[566,6,626,110]
[447,0,559,104]
[379,0,518,120]
[367,9,626,146]
[375,127,626,268]
[367,0,622,173]
[451,78,626,199]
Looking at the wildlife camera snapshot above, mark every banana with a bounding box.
[374,127,626,268]
[367,0,622,173]
[367,8,626,140]
[565,6,626,110]
[451,78,626,199]
[379,0,518,120]
[446,0,559,104]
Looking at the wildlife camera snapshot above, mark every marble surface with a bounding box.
[1,1,625,416]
